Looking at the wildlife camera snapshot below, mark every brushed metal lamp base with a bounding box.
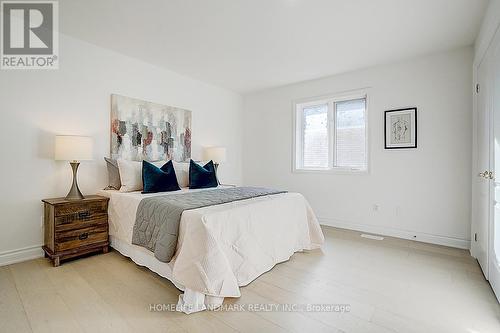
[65,161,84,200]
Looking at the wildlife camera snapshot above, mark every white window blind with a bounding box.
[302,104,329,168]
[295,93,367,172]
[334,98,366,169]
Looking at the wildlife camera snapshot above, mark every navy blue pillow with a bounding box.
[142,160,181,194]
[189,160,218,189]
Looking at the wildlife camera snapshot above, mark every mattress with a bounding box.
[97,186,324,313]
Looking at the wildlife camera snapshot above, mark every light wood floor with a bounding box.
[1,227,499,333]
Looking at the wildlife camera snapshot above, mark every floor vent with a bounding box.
[360,234,384,241]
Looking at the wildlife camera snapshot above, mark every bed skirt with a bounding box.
[110,236,224,314]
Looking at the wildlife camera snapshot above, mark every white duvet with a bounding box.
[98,187,324,312]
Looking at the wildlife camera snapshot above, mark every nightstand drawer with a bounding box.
[55,212,107,226]
[55,216,108,232]
[54,200,107,220]
[55,224,108,252]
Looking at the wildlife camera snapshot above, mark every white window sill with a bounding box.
[292,168,369,175]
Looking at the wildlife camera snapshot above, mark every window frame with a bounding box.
[292,89,369,174]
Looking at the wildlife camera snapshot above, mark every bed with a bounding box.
[97,186,324,314]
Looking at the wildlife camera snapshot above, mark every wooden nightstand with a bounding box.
[42,195,109,267]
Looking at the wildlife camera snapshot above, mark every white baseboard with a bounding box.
[0,245,44,267]
[319,217,470,249]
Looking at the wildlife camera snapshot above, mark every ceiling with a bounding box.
[60,0,488,93]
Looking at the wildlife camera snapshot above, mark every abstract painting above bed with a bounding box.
[111,94,192,162]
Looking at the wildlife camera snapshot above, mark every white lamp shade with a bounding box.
[55,136,93,161]
[204,146,226,163]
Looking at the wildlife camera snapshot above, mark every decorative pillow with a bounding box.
[117,160,143,192]
[172,161,190,188]
[117,159,165,192]
[189,160,218,189]
[173,161,210,188]
[142,160,180,194]
[104,157,121,190]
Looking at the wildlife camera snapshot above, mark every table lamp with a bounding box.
[204,147,226,183]
[204,146,226,170]
[55,135,93,200]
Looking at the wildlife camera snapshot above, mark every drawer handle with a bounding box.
[78,232,89,240]
[78,211,91,219]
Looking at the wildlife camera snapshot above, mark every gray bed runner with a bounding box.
[132,186,286,263]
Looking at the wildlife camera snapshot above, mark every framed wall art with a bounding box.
[110,94,192,162]
[384,107,417,149]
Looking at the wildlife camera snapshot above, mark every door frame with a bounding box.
[471,57,491,279]
[472,22,500,302]
[489,25,500,303]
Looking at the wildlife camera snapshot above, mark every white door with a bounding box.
[473,53,491,278]
[490,29,500,302]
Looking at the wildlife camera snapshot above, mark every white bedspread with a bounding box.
[98,187,324,312]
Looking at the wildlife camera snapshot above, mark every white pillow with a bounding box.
[172,161,190,188]
[117,159,165,192]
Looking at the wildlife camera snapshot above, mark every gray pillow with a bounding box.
[104,157,121,190]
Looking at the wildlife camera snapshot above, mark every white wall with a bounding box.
[0,34,243,263]
[474,0,500,65]
[243,47,473,248]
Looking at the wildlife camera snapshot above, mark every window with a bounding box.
[294,93,367,172]
[302,104,329,168]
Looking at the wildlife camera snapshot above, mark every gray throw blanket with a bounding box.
[132,186,286,263]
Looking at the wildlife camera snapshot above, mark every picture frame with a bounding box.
[110,94,192,162]
[384,107,417,149]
